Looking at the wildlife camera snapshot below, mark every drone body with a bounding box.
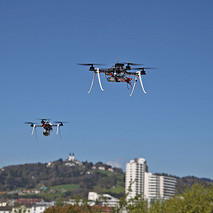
[25,119,65,138]
[78,61,153,96]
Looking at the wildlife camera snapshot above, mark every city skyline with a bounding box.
[0,0,213,179]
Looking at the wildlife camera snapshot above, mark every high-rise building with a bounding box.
[125,158,177,201]
[125,158,148,200]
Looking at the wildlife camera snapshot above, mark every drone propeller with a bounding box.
[122,62,144,70]
[123,62,144,66]
[54,121,69,123]
[77,63,104,66]
[54,121,69,125]
[77,63,104,71]
[25,121,34,124]
[132,67,156,70]
[25,122,37,127]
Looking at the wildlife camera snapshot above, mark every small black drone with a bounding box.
[25,119,67,138]
[78,60,154,96]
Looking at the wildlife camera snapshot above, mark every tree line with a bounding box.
[44,184,213,213]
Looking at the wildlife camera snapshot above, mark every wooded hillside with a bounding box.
[0,160,212,200]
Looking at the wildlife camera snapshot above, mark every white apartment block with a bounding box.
[159,175,177,199]
[144,172,160,200]
[125,158,177,201]
[125,158,148,200]
[144,173,176,201]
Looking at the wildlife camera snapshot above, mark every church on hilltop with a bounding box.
[67,153,75,162]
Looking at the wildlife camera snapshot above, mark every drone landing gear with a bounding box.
[130,71,147,96]
[88,68,104,93]
[31,125,37,140]
[56,124,62,139]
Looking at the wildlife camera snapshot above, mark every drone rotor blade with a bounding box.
[25,122,33,125]
[137,71,147,94]
[54,121,68,124]
[132,67,156,70]
[96,68,104,91]
[77,63,104,66]
[130,76,138,96]
[88,72,97,93]
[124,63,144,66]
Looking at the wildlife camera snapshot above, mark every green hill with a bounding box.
[0,159,124,200]
[0,160,212,201]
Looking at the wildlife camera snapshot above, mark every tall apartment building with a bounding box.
[125,158,177,201]
[125,158,148,199]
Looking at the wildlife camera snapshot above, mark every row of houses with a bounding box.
[0,192,119,213]
[92,165,114,172]
[0,199,55,213]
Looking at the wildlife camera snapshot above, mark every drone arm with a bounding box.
[130,76,138,96]
[88,72,97,93]
[138,71,147,94]
[96,68,104,91]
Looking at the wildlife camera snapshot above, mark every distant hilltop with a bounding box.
[0,154,124,200]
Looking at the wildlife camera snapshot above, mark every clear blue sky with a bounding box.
[0,0,213,179]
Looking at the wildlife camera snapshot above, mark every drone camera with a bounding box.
[43,130,50,136]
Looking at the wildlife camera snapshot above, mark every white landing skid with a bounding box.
[88,68,104,93]
[130,71,147,96]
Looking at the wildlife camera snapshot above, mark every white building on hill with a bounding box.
[88,192,119,207]
[32,201,55,213]
[67,153,75,161]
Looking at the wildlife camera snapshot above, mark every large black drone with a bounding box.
[25,119,67,138]
[78,61,154,96]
